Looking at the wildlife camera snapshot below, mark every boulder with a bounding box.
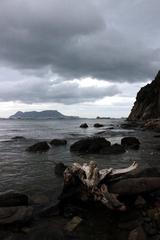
[128,71,160,121]
[70,137,111,154]
[110,144,126,154]
[0,206,33,224]
[121,137,140,150]
[0,191,28,207]
[11,136,26,140]
[26,141,50,152]
[80,123,88,128]
[50,139,67,146]
[55,162,67,177]
[94,123,104,128]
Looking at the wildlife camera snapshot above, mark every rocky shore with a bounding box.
[0,163,159,240]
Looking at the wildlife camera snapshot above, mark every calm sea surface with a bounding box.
[0,118,159,202]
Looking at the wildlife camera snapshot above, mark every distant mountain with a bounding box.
[9,110,79,120]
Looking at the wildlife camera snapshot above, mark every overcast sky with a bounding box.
[0,0,159,118]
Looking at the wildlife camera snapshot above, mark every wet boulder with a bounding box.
[100,143,125,154]
[50,139,67,146]
[12,136,26,140]
[80,123,88,128]
[94,123,104,128]
[0,206,33,225]
[110,144,126,154]
[121,137,140,150]
[70,137,111,154]
[55,162,67,177]
[26,141,50,152]
[0,191,28,207]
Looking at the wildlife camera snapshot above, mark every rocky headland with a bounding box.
[128,71,160,121]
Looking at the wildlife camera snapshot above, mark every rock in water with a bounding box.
[12,136,26,140]
[94,123,104,128]
[50,139,67,146]
[0,191,28,207]
[26,141,50,152]
[121,137,140,150]
[0,206,33,224]
[70,137,111,154]
[70,137,126,154]
[80,123,88,128]
[128,71,160,121]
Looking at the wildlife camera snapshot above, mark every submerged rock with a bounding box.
[0,206,33,224]
[50,139,67,146]
[70,137,126,155]
[80,123,88,128]
[121,137,140,150]
[12,136,26,140]
[94,123,104,128]
[26,141,50,152]
[0,191,28,207]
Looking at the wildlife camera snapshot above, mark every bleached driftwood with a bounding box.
[63,161,138,211]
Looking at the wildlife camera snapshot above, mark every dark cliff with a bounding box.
[128,71,160,121]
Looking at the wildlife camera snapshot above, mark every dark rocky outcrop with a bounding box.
[94,123,104,128]
[128,71,160,121]
[70,137,125,154]
[26,141,50,152]
[80,123,88,128]
[50,139,67,146]
[70,137,111,154]
[144,119,160,130]
[121,137,140,150]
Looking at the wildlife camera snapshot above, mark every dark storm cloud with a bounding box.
[0,0,160,83]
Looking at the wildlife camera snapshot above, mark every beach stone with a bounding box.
[121,137,140,150]
[0,206,33,224]
[26,141,50,152]
[80,123,88,128]
[0,191,28,207]
[94,123,104,128]
[55,162,67,177]
[128,226,146,240]
[50,139,67,146]
[70,137,111,154]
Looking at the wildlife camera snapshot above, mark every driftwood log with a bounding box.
[60,161,160,211]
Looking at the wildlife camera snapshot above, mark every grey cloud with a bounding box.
[0,71,120,104]
[0,0,159,83]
